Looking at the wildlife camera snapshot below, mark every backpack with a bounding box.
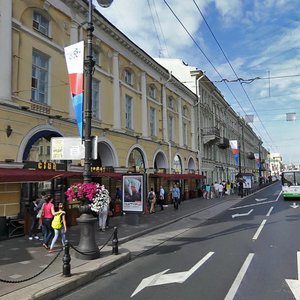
[148,192,154,201]
[51,212,63,229]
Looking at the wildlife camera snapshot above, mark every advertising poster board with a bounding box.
[243,175,252,189]
[122,174,144,213]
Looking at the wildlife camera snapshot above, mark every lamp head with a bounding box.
[96,0,113,8]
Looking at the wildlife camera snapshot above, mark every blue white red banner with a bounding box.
[64,41,84,138]
[229,140,239,167]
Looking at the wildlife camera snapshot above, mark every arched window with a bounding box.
[128,148,145,170]
[173,155,182,174]
[33,11,50,36]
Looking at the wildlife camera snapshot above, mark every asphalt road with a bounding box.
[61,182,300,300]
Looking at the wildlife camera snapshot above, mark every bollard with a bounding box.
[63,240,71,277]
[112,226,119,255]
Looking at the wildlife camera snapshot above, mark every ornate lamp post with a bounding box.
[76,0,113,260]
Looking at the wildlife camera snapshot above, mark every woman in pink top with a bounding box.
[41,195,55,249]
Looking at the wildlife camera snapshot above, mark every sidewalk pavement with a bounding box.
[0,192,250,300]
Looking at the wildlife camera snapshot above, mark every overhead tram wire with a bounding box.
[147,0,164,57]
[153,0,169,57]
[162,0,273,150]
[192,0,277,151]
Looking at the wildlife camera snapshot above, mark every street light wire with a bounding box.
[191,0,277,151]
[163,0,275,151]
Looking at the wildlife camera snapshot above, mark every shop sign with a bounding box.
[24,161,66,171]
[90,166,114,173]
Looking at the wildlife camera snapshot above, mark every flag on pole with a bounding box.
[229,140,239,167]
[64,41,84,138]
[254,153,260,169]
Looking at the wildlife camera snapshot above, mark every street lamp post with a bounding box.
[258,141,262,185]
[76,0,113,260]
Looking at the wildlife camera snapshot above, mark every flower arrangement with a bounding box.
[65,182,110,213]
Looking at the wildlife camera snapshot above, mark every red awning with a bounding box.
[91,172,122,180]
[0,168,80,183]
[0,168,122,183]
[150,173,206,180]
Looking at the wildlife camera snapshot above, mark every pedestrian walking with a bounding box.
[219,183,224,198]
[214,182,219,198]
[158,185,165,211]
[226,180,231,195]
[148,187,156,213]
[41,195,55,250]
[171,184,180,210]
[28,197,40,240]
[205,184,211,199]
[49,203,67,252]
[98,196,110,232]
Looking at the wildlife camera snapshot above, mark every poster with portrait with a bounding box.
[122,174,144,213]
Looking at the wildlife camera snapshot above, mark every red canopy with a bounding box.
[0,168,122,183]
[150,173,206,180]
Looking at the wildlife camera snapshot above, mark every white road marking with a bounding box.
[252,219,267,240]
[286,251,300,299]
[255,198,267,202]
[131,252,214,297]
[229,191,282,211]
[266,206,273,216]
[224,253,254,300]
[232,209,254,219]
[290,202,299,208]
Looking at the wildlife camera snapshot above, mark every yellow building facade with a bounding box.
[0,0,202,218]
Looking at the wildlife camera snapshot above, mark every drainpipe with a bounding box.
[194,72,206,174]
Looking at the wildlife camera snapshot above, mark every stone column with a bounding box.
[0,0,12,102]
[140,71,148,137]
[112,52,121,130]
[162,85,168,141]
[178,97,183,147]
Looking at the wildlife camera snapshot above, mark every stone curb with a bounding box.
[2,251,131,300]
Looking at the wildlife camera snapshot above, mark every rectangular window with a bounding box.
[168,115,173,141]
[150,107,156,136]
[125,95,133,129]
[39,146,43,155]
[33,11,49,36]
[124,70,132,85]
[92,79,100,119]
[32,50,49,104]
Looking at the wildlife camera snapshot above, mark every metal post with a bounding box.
[63,240,71,277]
[112,226,119,255]
[258,141,262,185]
[83,0,94,184]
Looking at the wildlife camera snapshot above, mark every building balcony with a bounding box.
[217,137,230,149]
[247,152,255,160]
[202,127,220,144]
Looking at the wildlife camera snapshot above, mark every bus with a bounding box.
[281,170,300,200]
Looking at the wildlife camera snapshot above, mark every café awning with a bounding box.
[150,173,206,180]
[0,168,123,183]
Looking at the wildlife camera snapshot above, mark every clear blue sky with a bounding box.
[98,0,300,165]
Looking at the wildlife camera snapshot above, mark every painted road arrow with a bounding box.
[255,198,267,202]
[131,252,214,297]
[232,209,254,219]
[286,252,300,299]
[290,202,299,208]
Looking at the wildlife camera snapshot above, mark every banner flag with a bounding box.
[64,41,84,138]
[229,140,239,167]
[254,153,260,169]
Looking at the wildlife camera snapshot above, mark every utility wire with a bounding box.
[153,0,169,57]
[163,0,275,151]
[192,0,277,151]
